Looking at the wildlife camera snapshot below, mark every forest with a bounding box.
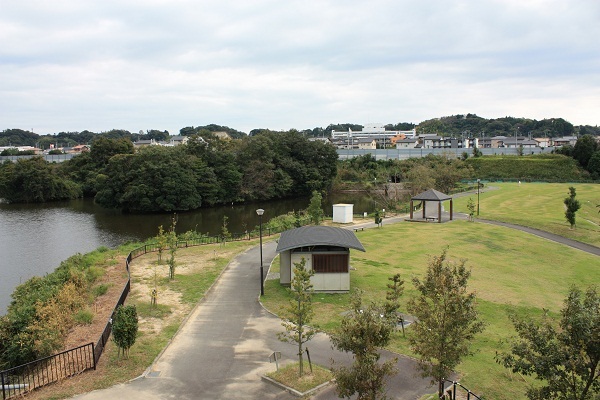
[0,131,338,212]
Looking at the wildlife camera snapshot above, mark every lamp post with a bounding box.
[256,208,264,296]
[476,179,480,216]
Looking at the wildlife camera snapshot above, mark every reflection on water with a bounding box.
[0,192,376,314]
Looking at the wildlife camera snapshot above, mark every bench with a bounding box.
[353,227,364,232]
[425,217,437,222]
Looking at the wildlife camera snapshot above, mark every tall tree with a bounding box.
[277,258,316,377]
[496,286,599,400]
[572,134,598,169]
[406,248,485,398]
[331,289,397,400]
[564,186,581,229]
[167,216,178,280]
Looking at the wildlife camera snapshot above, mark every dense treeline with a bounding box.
[0,131,338,212]
[417,114,600,138]
[336,153,475,197]
[555,134,600,178]
[0,124,246,149]
[3,115,597,148]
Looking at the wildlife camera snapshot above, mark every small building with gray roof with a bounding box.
[276,226,366,292]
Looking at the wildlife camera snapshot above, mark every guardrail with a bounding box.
[440,379,482,400]
[0,228,275,398]
[1,343,95,400]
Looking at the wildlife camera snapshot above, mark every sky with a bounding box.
[1,0,599,135]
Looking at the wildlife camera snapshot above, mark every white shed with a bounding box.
[333,204,354,224]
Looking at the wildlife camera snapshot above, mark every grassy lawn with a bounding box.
[262,216,600,400]
[453,182,600,247]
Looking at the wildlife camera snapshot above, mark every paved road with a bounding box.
[74,240,434,400]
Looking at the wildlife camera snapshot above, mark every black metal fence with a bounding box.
[1,343,95,400]
[0,228,275,399]
[440,379,482,400]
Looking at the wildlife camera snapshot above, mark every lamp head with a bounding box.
[256,208,264,216]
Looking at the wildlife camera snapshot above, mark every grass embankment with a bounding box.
[466,153,589,181]
[262,183,600,400]
[453,182,600,247]
[23,239,257,400]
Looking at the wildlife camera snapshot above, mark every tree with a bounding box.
[406,248,485,398]
[572,134,598,169]
[374,209,382,227]
[221,215,231,242]
[331,289,397,400]
[166,216,178,280]
[306,190,324,225]
[0,157,82,203]
[384,274,405,336]
[496,286,599,400]
[277,258,316,377]
[564,186,581,229]
[155,225,168,264]
[586,151,600,179]
[466,198,476,221]
[112,304,138,359]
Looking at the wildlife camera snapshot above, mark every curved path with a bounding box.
[74,241,433,400]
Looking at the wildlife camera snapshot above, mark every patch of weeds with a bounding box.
[86,265,105,282]
[136,302,172,318]
[74,309,94,325]
[92,283,110,297]
[266,361,332,393]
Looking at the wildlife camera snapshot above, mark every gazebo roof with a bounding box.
[276,226,366,253]
[411,189,452,201]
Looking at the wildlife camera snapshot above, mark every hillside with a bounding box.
[465,154,589,181]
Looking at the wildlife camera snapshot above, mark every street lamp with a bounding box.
[477,179,480,216]
[256,208,265,296]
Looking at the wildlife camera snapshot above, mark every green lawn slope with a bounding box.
[262,183,600,400]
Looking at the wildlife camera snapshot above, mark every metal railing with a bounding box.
[1,343,95,400]
[440,379,482,400]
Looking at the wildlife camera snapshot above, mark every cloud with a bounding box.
[1,0,599,134]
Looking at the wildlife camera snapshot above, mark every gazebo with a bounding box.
[409,189,453,223]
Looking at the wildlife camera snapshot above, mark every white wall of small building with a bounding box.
[290,252,350,292]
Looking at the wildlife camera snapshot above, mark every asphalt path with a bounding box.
[73,240,434,400]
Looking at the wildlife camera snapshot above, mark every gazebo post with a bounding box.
[410,200,414,219]
[438,201,442,223]
[450,199,453,220]
[422,201,426,219]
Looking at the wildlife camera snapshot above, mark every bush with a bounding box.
[112,304,138,358]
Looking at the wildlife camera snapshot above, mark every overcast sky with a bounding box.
[1,0,599,135]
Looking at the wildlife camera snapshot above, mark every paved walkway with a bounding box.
[73,240,434,400]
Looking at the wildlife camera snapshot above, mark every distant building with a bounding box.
[552,136,578,147]
[331,123,416,141]
[169,135,189,146]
